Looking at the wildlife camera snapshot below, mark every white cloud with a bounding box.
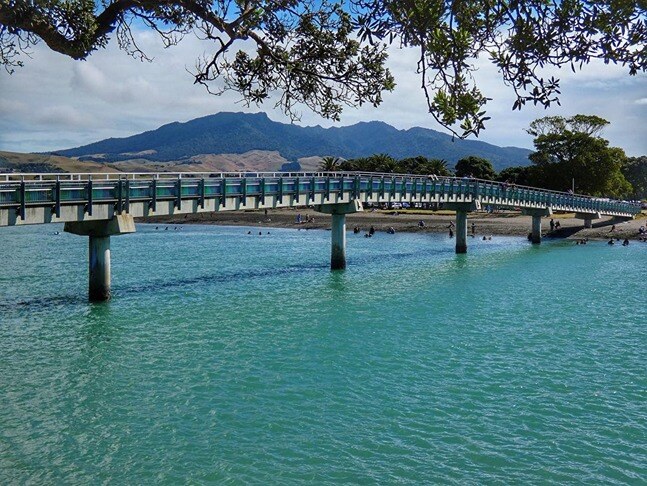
[34,106,92,127]
[0,30,645,156]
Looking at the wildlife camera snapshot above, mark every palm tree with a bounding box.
[426,158,452,177]
[319,156,341,171]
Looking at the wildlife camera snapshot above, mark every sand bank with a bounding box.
[139,208,647,241]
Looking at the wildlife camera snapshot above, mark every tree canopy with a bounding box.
[339,154,451,175]
[527,115,632,197]
[622,156,647,200]
[454,156,496,180]
[1,1,646,137]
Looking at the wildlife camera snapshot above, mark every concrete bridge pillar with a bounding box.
[574,211,601,229]
[522,208,552,244]
[456,210,468,254]
[531,215,542,244]
[331,213,347,270]
[64,214,136,301]
[88,235,111,301]
[315,200,362,270]
[444,201,480,254]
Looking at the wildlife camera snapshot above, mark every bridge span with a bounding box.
[0,172,640,301]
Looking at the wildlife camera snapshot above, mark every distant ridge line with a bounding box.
[53,111,532,171]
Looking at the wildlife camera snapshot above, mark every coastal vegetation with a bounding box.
[2,1,645,138]
[326,115,642,200]
[333,154,451,176]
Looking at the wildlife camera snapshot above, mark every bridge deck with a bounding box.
[0,172,639,227]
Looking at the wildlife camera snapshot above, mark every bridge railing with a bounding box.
[0,172,641,216]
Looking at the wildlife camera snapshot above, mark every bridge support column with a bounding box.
[88,235,111,301]
[522,208,552,244]
[456,210,468,254]
[314,200,362,270]
[531,215,542,244]
[574,212,601,229]
[331,213,347,270]
[444,201,479,254]
[64,214,136,302]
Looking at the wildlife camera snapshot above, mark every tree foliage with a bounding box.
[1,1,646,137]
[622,156,647,199]
[319,156,342,171]
[454,156,496,180]
[527,115,632,197]
[339,154,451,175]
[496,166,535,186]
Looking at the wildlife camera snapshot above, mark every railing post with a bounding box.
[175,176,182,209]
[86,176,93,216]
[124,178,130,213]
[18,179,26,220]
[54,176,61,218]
[115,177,123,214]
[241,177,247,203]
[150,178,157,212]
[278,176,283,204]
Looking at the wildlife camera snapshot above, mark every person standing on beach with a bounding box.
[471,222,476,235]
[550,218,555,231]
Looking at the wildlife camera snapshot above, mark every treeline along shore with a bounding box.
[139,208,647,241]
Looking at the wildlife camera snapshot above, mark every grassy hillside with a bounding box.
[0,150,312,174]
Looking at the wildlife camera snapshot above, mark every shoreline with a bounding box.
[139,209,647,241]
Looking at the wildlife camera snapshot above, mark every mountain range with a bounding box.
[52,112,532,171]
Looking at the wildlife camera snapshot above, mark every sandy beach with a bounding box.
[140,208,647,241]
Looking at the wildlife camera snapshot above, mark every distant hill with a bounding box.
[53,112,531,171]
[0,149,298,174]
[0,151,116,174]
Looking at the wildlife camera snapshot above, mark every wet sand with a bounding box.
[140,208,647,241]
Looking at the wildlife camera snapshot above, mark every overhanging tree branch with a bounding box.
[1,0,645,137]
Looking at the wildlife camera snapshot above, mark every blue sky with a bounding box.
[0,29,645,157]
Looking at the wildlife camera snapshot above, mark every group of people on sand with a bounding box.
[639,224,647,242]
[638,225,646,241]
[549,218,561,231]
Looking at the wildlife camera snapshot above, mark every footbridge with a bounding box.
[0,172,639,301]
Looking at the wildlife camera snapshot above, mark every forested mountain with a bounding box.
[53,112,531,170]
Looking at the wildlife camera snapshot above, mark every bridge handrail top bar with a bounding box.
[0,171,641,208]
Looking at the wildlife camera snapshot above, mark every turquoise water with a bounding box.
[1,223,645,484]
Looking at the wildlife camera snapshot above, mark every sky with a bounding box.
[1,29,646,157]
